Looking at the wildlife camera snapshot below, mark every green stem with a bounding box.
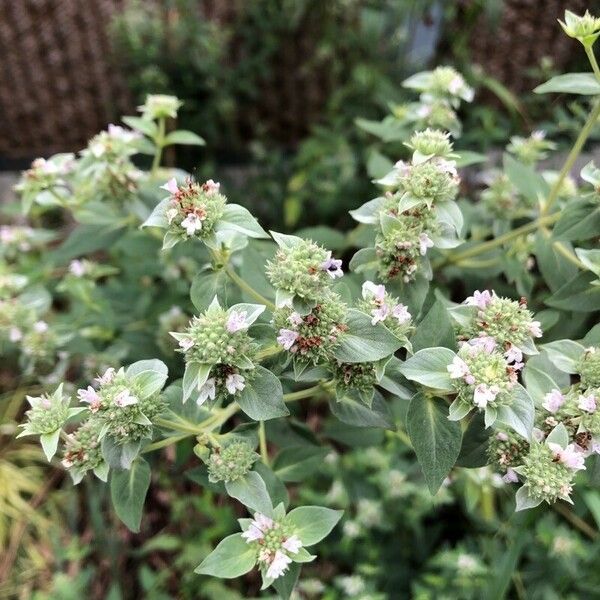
[585,45,600,82]
[542,97,600,215]
[143,433,190,453]
[224,264,277,311]
[540,227,586,269]
[259,421,269,466]
[284,381,334,403]
[155,417,203,435]
[151,117,166,175]
[433,213,560,268]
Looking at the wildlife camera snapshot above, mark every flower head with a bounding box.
[320,251,343,279]
[579,393,597,413]
[543,389,565,413]
[464,290,492,309]
[225,373,245,395]
[114,389,138,408]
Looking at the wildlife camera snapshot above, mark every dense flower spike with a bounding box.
[206,441,258,483]
[358,281,412,339]
[138,94,183,120]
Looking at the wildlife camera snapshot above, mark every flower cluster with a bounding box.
[14,155,73,208]
[393,157,460,205]
[507,130,556,165]
[577,347,600,388]
[459,290,542,353]
[448,339,521,421]
[405,128,456,163]
[61,420,108,483]
[332,361,378,402]
[479,171,521,217]
[273,289,347,364]
[138,94,183,120]
[206,441,258,483]
[18,384,71,438]
[241,512,304,580]
[358,281,412,338]
[266,235,343,301]
[487,430,529,483]
[559,9,600,46]
[173,300,264,405]
[159,178,226,242]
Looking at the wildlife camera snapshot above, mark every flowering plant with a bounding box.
[6,10,600,597]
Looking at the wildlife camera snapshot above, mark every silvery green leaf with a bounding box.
[217,204,269,239]
[515,486,543,511]
[194,533,257,578]
[270,231,302,249]
[546,423,569,448]
[349,197,386,224]
[141,197,169,229]
[229,303,266,325]
[542,340,585,373]
[399,347,456,392]
[40,429,61,461]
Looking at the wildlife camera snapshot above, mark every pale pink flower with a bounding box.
[277,329,298,350]
[282,535,302,554]
[33,321,48,333]
[496,432,509,442]
[371,304,390,325]
[464,290,492,309]
[69,259,86,277]
[77,386,102,412]
[464,374,476,385]
[502,468,519,484]
[469,335,497,353]
[197,378,216,405]
[181,213,203,236]
[579,393,597,413]
[504,345,523,364]
[9,327,22,342]
[202,179,221,194]
[266,551,292,579]
[225,373,245,395]
[226,310,248,333]
[549,443,586,471]
[393,160,411,176]
[320,251,343,279]
[114,389,138,408]
[529,321,543,338]
[473,384,499,408]
[95,367,116,386]
[241,513,274,543]
[418,233,434,256]
[160,178,179,195]
[288,312,303,326]
[447,356,470,379]
[542,389,564,413]
[362,281,386,303]
[392,303,411,324]
[436,158,458,178]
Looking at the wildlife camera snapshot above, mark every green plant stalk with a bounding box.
[224,264,277,311]
[585,44,600,82]
[259,421,269,466]
[151,117,166,175]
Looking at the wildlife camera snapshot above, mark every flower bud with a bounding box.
[507,131,555,165]
[577,347,600,388]
[207,441,258,483]
[406,128,454,160]
[333,361,378,396]
[488,429,529,476]
[138,94,183,120]
[398,159,459,204]
[62,419,106,482]
[559,10,600,46]
[20,385,70,436]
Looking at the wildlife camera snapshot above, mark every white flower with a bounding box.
[202,179,220,194]
[370,304,389,325]
[549,443,586,471]
[392,303,411,324]
[160,178,179,195]
[225,373,245,395]
[502,467,519,484]
[33,321,48,333]
[436,158,458,178]
[320,251,343,279]
[178,337,195,351]
[266,550,292,579]
[504,344,523,364]
[114,389,138,408]
[578,393,597,413]
[69,259,86,277]
[362,281,386,303]
[77,386,101,412]
[529,321,543,338]
[531,130,546,141]
[469,335,496,353]
[288,312,303,326]
[197,378,216,405]
[9,327,22,342]
[277,328,298,350]
[418,233,434,256]
[542,389,565,413]
[95,367,116,385]
[447,356,470,379]
[181,213,203,236]
[282,535,302,554]
[226,310,248,333]
[241,513,274,542]
[473,383,499,408]
[464,290,492,309]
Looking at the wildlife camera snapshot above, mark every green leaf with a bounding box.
[333,309,402,363]
[534,232,578,292]
[40,429,61,461]
[122,116,158,137]
[407,393,462,494]
[254,462,289,509]
[546,271,600,312]
[456,414,489,468]
[194,533,257,578]
[190,269,231,311]
[411,299,457,352]
[399,347,456,392]
[503,154,549,204]
[272,562,301,600]
[163,130,205,146]
[273,446,329,482]
[349,198,386,225]
[542,339,585,373]
[110,458,151,532]
[553,200,600,241]
[141,198,169,229]
[236,366,289,421]
[286,506,343,546]
[182,363,212,403]
[515,486,542,511]
[496,384,535,439]
[126,359,168,398]
[217,204,269,239]
[329,389,395,430]
[102,436,142,470]
[349,247,379,272]
[225,471,273,516]
[534,72,600,95]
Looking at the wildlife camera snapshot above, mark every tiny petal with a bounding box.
[266,550,292,580]
[320,251,343,279]
[447,356,470,379]
[392,303,411,324]
[282,535,302,554]
[362,281,386,303]
[160,178,179,195]
[181,213,203,236]
[197,378,216,405]
[542,389,565,414]
[578,393,597,413]
[114,389,138,407]
[418,232,434,256]
[95,367,116,385]
[464,290,492,309]
[529,321,543,338]
[277,328,298,350]
[370,305,389,325]
[502,468,519,484]
[226,310,248,333]
[225,373,245,395]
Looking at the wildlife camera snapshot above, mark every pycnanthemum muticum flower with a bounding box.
[207,441,259,483]
[577,347,600,388]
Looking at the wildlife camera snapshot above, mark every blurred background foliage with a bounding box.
[2,0,600,598]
